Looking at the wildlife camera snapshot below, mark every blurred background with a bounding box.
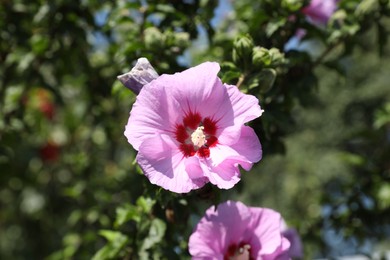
[0,0,389,259]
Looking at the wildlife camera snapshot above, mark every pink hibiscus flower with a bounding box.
[302,0,339,26]
[285,0,339,54]
[124,62,263,193]
[188,200,291,259]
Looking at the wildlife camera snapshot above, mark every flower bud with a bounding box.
[253,47,285,68]
[173,32,190,49]
[144,27,165,49]
[268,48,286,66]
[252,46,271,67]
[117,57,159,94]
[232,35,254,68]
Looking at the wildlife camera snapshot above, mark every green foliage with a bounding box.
[93,231,129,260]
[91,196,166,259]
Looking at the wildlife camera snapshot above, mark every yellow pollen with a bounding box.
[191,126,206,148]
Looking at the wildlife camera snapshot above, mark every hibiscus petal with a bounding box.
[211,126,262,168]
[189,201,251,258]
[217,125,242,146]
[205,160,241,189]
[184,157,205,180]
[158,62,233,120]
[280,228,303,259]
[215,84,263,131]
[245,208,290,259]
[303,0,338,26]
[125,81,182,150]
[205,126,262,189]
[136,134,207,193]
[228,126,262,167]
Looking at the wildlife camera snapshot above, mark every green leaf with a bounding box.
[338,152,365,166]
[378,184,390,210]
[33,4,50,23]
[156,4,176,13]
[3,85,24,115]
[136,196,156,213]
[139,218,166,252]
[98,230,123,242]
[92,231,129,260]
[355,0,378,17]
[265,17,287,37]
[30,34,49,55]
[282,0,304,11]
[258,68,277,92]
[17,53,35,73]
[115,204,140,227]
[221,71,241,84]
[374,103,390,129]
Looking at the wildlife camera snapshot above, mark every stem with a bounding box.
[236,74,245,88]
[139,4,147,42]
[312,38,343,68]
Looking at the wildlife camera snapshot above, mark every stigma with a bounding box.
[191,126,206,148]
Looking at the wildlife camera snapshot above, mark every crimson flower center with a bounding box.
[174,112,218,158]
